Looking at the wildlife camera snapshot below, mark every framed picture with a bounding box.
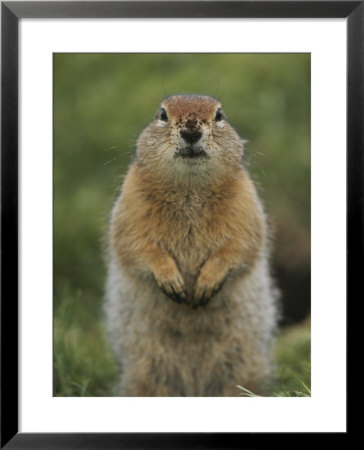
[1,1,357,447]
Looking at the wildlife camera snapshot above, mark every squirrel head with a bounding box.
[136,95,244,184]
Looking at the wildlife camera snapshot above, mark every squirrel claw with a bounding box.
[158,280,188,305]
[168,285,188,304]
[193,281,224,308]
[198,291,211,307]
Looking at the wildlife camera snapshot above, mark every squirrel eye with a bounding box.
[215,108,223,121]
[160,108,168,121]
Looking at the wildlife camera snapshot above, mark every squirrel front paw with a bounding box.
[192,269,227,308]
[192,281,224,308]
[155,270,188,305]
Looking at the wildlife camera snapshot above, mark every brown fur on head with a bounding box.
[136,95,244,184]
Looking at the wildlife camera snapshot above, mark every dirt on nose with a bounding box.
[185,117,198,129]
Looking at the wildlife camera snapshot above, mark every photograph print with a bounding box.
[53,53,310,397]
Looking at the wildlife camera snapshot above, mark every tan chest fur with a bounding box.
[112,163,262,291]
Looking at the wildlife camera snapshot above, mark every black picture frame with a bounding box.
[1,1,358,448]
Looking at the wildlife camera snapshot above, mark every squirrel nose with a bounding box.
[180,129,202,145]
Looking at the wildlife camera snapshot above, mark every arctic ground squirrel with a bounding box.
[105,94,278,396]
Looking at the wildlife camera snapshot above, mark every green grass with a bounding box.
[53,53,311,397]
[238,318,311,397]
[272,317,311,396]
[53,287,118,397]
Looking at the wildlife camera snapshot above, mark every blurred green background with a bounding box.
[54,54,310,397]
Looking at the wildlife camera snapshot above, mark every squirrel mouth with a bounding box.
[175,147,208,159]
